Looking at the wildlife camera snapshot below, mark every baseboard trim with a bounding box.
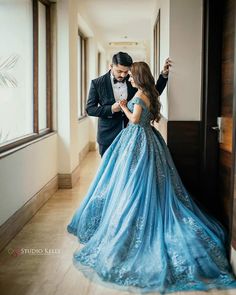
[0,175,58,252]
[58,164,80,189]
[89,141,97,151]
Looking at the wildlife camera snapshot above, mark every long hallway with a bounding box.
[0,152,235,295]
[1,0,236,293]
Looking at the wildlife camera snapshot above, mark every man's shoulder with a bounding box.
[92,72,110,85]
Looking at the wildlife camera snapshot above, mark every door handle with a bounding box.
[211,126,220,131]
[211,117,223,143]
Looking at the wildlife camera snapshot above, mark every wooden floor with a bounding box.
[0,151,235,295]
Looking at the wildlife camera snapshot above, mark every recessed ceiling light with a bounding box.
[109,42,138,46]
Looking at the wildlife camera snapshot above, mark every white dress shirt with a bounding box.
[110,72,128,102]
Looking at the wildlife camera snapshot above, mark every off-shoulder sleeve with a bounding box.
[131,97,147,109]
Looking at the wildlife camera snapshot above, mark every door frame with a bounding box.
[201,0,223,219]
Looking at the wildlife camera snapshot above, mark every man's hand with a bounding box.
[161,58,172,77]
[112,102,121,113]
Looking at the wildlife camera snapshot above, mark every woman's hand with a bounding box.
[119,99,127,110]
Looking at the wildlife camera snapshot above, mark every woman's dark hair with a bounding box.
[112,52,133,67]
[130,62,161,123]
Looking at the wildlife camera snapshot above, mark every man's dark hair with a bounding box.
[112,52,133,67]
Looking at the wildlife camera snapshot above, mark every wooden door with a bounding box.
[220,0,236,247]
[202,0,236,249]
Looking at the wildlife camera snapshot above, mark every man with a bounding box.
[86,52,171,156]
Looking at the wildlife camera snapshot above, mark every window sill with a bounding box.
[0,131,57,160]
[78,115,88,122]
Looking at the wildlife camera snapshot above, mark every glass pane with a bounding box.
[0,0,33,145]
[38,1,47,130]
[77,35,82,118]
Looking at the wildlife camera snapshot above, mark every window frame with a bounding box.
[153,9,160,81]
[78,30,88,120]
[0,0,52,155]
[97,51,101,77]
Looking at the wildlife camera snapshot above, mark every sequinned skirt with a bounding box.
[67,124,236,294]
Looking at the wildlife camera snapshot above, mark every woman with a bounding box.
[67,62,236,294]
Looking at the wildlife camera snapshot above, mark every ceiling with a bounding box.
[77,0,157,61]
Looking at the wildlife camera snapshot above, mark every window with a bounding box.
[97,51,101,77]
[153,10,160,80]
[0,0,52,154]
[78,31,87,119]
[38,1,47,131]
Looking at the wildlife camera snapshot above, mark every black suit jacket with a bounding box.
[86,71,168,145]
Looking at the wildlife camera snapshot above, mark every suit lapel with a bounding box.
[105,71,116,104]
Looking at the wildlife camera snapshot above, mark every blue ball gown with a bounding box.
[67,97,236,294]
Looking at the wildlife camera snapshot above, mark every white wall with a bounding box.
[168,0,203,121]
[57,0,77,173]
[151,0,170,120]
[0,134,58,225]
[87,37,99,145]
[76,12,107,149]
[150,0,202,122]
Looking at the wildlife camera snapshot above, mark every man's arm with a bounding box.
[155,74,168,95]
[155,58,172,95]
[86,80,113,118]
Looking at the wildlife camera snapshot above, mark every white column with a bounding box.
[57,0,79,173]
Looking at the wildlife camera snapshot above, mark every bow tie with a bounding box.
[113,77,126,84]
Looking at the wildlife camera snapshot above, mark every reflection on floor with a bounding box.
[0,151,235,295]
